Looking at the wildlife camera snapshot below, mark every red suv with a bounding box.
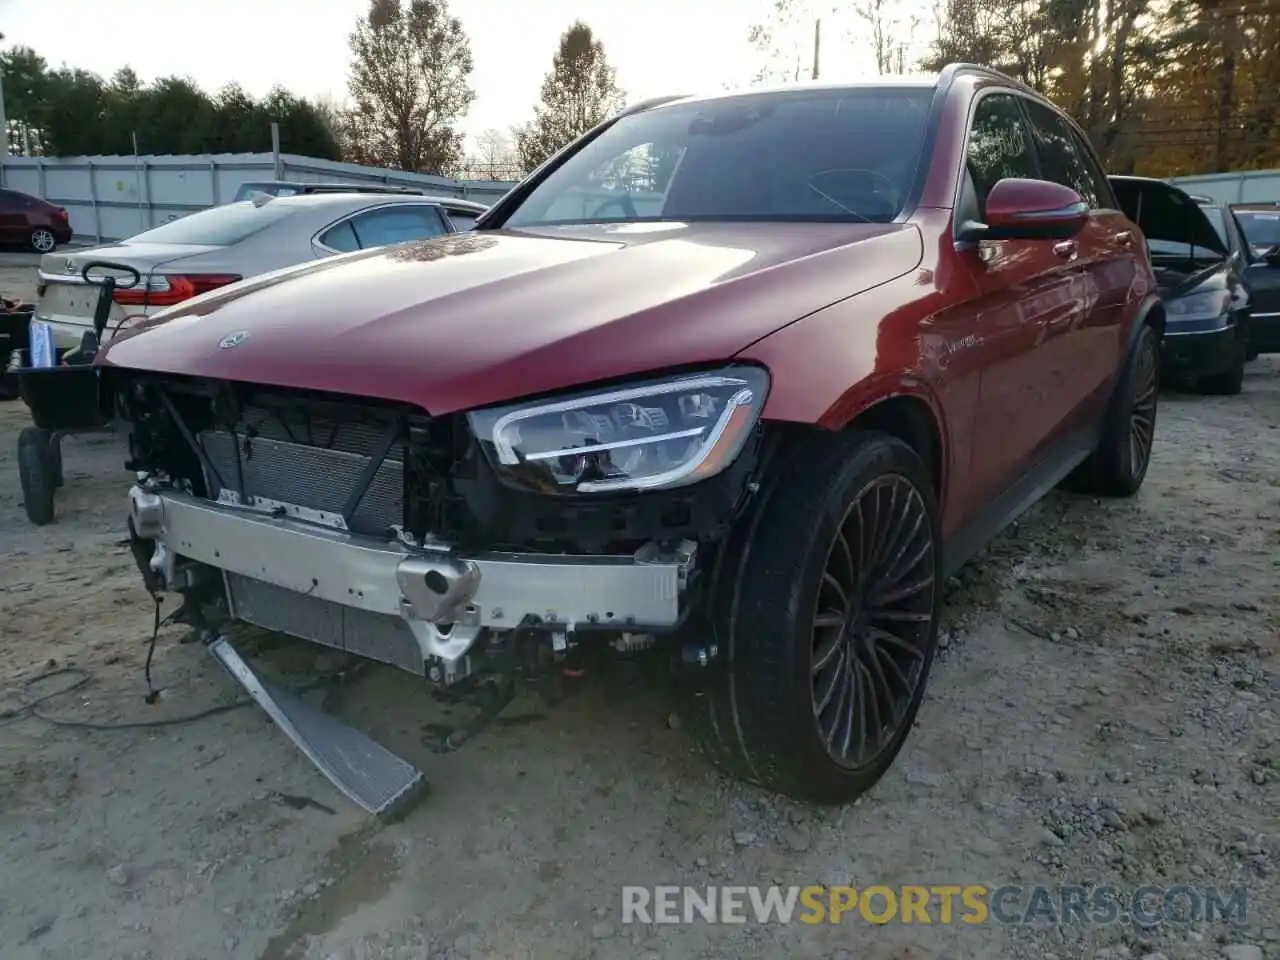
[97,64,1162,814]
[0,188,72,252]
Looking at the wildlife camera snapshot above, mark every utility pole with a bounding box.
[812,19,821,80]
[0,31,9,160]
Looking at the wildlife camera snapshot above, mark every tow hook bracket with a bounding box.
[209,635,427,820]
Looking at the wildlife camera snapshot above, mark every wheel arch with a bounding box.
[766,384,948,506]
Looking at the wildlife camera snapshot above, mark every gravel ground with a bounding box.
[0,274,1275,958]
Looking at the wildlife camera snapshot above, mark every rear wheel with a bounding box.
[18,427,56,525]
[1064,324,1159,498]
[684,431,942,804]
[28,228,57,253]
[1198,335,1245,396]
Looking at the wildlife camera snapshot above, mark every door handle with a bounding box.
[1053,240,1078,260]
[1113,230,1134,247]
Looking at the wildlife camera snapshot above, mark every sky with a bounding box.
[0,0,922,152]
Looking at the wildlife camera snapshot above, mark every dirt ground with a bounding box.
[0,252,1275,959]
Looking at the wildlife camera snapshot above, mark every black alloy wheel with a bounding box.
[1127,334,1158,478]
[810,474,935,769]
[683,430,943,804]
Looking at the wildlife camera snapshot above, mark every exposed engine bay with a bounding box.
[109,371,767,743]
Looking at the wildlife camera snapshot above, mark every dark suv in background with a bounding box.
[1231,202,1280,356]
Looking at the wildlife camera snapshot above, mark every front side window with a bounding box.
[1022,100,1108,210]
[965,93,1038,216]
[503,87,936,227]
[445,210,480,231]
[1235,210,1280,252]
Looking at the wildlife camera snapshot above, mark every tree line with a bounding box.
[752,0,1280,178]
[0,52,343,160]
[0,0,624,183]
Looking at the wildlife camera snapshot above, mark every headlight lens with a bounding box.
[1165,289,1230,319]
[467,366,770,494]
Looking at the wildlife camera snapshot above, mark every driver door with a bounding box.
[957,92,1088,508]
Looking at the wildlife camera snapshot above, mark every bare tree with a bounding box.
[345,0,475,174]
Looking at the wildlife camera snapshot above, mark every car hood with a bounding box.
[1108,176,1229,257]
[97,222,922,415]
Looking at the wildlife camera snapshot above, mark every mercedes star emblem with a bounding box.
[218,331,250,350]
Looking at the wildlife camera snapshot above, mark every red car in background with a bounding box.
[0,187,72,252]
[97,64,1164,814]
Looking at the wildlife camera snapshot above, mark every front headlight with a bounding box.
[1165,289,1230,319]
[467,366,770,494]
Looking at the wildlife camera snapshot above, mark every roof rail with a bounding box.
[939,62,1042,96]
[618,94,691,118]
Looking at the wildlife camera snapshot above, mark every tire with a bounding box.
[682,430,943,804]
[1246,346,1260,363]
[28,228,57,253]
[18,427,56,525]
[48,435,64,488]
[1198,335,1245,396]
[1064,324,1159,498]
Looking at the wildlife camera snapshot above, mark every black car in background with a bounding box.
[1111,177,1251,394]
[1230,202,1280,356]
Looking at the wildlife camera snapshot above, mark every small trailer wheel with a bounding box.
[18,427,57,525]
[48,433,64,488]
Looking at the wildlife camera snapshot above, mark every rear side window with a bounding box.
[1022,100,1111,210]
[319,219,360,253]
[965,94,1038,216]
[318,204,448,252]
[129,201,297,245]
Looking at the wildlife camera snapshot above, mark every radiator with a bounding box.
[226,572,426,675]
[198,403,421,673]
[198,405,404,536]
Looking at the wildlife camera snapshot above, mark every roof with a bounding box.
[242,192,487,212]
[627,63,1058,118]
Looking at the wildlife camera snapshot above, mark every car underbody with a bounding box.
[114,372,770,813]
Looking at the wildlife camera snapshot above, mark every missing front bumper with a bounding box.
[129,485,695,675]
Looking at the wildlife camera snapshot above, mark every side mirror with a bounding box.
[1263,246,1280,267]
[959,178,1089,244]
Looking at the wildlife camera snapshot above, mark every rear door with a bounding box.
[1019,98,1134,436]
[959,90,1090,506]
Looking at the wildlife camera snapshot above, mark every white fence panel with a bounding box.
[0,152,520,243]
[1167,170,1280,204]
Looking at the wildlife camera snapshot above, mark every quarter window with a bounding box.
[1022,100,1110,210]
[965,94,1038,217]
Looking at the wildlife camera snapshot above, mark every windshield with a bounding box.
[1148,204,1229,260]
[503,87,935,228]
[128,200,297,245]
[1235,210,1280,249]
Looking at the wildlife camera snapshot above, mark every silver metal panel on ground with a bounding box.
[209,634,427,820]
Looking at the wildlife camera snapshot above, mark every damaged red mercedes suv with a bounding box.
[99,64,1163,816]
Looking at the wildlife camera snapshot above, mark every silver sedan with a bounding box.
[34,192,488,351]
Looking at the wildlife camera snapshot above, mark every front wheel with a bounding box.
[684,430,942,804]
